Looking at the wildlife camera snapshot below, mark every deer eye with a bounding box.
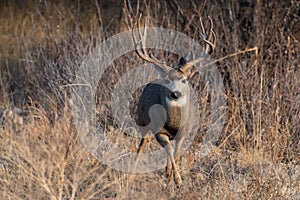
[181,79,187,84]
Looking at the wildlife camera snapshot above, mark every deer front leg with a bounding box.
[128,134,152,184]
[166,156,172,178]
[174,136,185,166]
[156,133,182,187]
[133,135,152,171]
[137,135,152,154]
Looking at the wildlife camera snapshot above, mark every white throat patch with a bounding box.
[165,94,187,107]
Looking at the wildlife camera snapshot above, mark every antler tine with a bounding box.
[181,16,216,73]
[132,15,168,71]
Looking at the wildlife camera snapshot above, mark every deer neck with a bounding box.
[161,91,191,131]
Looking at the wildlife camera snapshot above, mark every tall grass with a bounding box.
[0,0,299,199]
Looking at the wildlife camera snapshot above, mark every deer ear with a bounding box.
[178,54,197,78]
[178,57,197,78]
[179,57,188,67]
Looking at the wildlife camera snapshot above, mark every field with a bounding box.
[0,0,299,199]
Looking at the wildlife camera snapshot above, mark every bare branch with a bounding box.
[181,16,216,73]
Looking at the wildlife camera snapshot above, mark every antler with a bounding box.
[180,16,216,73]
[132,15,169,73]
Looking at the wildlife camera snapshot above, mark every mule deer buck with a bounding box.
[132,17,216,187]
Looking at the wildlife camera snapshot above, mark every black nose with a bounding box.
[171,91,182,100]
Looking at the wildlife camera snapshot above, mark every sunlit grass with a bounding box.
[0,0,299,199]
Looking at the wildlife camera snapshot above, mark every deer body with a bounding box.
[136,69,192,133]
[135,68,197,186]
[131,17,216,187]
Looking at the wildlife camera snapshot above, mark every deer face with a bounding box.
[160,68,191,108]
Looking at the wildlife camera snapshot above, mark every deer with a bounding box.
[131,16,216,187]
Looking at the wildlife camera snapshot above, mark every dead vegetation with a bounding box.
[0,0,299,199]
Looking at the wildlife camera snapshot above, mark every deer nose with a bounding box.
[171,91,182,100]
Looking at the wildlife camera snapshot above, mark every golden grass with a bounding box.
[0,0,299,199]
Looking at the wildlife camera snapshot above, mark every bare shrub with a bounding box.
[0,0,299,199]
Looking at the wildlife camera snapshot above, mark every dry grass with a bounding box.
[0,0,299,199]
